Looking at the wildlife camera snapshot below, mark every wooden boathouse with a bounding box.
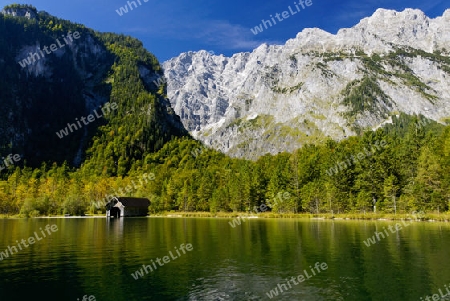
[105,197,150,218]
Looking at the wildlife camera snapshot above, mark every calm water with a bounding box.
[0,217,449,301]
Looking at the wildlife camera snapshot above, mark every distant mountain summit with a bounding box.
[163,8,450,159]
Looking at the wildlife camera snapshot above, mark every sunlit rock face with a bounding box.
[164,9,450,159]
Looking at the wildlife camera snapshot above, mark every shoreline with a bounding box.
[1,212,449,222]
[154,212,450,222]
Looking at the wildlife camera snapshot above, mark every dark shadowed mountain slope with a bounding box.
[0,4,188,176]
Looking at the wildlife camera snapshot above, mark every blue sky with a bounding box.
[1,0,448,62]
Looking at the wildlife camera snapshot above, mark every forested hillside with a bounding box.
[1,113,449,217]
[0,4,187,172]
[1,5,449,217]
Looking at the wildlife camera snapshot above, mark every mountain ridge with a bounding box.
[0,4,188,174]
[1,5,450,218]
[163,8,450,159]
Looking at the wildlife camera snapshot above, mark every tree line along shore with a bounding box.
[0,114,449,219]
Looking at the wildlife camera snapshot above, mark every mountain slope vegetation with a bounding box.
[1,5,450,217]
[0,4,188,174]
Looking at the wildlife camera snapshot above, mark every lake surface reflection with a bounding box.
[0,217,449,301]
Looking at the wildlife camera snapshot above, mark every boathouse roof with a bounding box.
[106,197,150,209]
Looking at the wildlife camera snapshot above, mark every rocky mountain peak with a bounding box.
[163,8,450,160]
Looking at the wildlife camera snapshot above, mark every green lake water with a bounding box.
[0,217,449,301]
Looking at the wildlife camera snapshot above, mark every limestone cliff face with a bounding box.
[0,6,187,168]
[1,6,37,19]
[163,8,450,160]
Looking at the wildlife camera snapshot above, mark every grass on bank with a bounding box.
[1,212,449,222]
[153,211,450,222]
